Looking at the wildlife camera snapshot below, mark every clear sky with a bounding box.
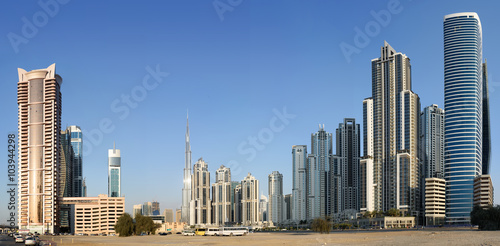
[1,0,499,223]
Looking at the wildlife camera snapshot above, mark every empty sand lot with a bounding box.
[40,230,500,246]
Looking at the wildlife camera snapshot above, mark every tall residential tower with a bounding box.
[17,64,62,234]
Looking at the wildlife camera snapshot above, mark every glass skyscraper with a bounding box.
[443,12,483,224]
[108,144,121,197]
[69,125,83,197]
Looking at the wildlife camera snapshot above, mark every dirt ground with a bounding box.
[40,229,500,246]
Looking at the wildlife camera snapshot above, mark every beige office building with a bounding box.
[175,209,182,224]
[212,165,232,226]
[190,158,211,225]
[17,64,62,234]
[425,178,446,226]
[60,194,125,235]
[474,175,493,208]
[163,209,174,223]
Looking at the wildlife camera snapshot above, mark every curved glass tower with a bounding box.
[443,12,482,224]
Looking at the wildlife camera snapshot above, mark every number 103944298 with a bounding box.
[7,134,16,182]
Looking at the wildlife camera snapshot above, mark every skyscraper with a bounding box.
[292,145,307,222]
[360,98,375,212]
[368,42,421,216]
[444,12,483,224]
[307,125,332,219]
[420,105,445,179]
[152,201,160,215]
[164,208,174,223]
[17,64,62,234]
[182,113,192,223]
[336,118,360,212]
[60,129,73,198]
[108,143,121,197]
[268,171,284,225]
[133,204,143,219]
[482,61,490,175]
[68,126,83,197]
[190,158,211,225]
[241,173,259,226]
[212,165,231,225]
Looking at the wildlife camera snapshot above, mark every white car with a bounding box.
[24,237,37,245]
[15,235,24,243]
[182,230,195,236]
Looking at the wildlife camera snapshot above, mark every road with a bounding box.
[0,234,17,245]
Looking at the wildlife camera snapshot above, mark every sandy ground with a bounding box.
[40,229,500,246]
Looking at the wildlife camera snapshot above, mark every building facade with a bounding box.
[444,12,483,224]
[336,118,361,213]
[182,114,192,224]
[291,145,307,222]
[60,194,124,235]
[152,201,160,215]
[108,144,121,197]
[268,171,284,225]
[361,98,375,213]
[420,105,445,179]
[241,173,259,226]
[190,158,211,225]
[17,64,62,234]
[307,125,332,219]
[212,165,232,225]
[368,42,421,217]
[133,204,143,219]
[473,175,493,208]
[425,178,446,226]
[68,126,83,197]
[163,209,174,223]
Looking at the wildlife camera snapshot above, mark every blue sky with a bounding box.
[1,0,499,222]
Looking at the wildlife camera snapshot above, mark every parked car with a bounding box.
[182,230,195,236]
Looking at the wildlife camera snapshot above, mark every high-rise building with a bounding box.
[284,194,292,222]
[182,113,192,224]
[108,143,121,197]
[175,209,181,223]
[268,171,284,225]
[336,118,361,212]
[258,194,268,223]
[360,98,375,213]
[241,173,259,226]
[420,105,445,179]
[212,165,232,225]
[133,204,143,219]
[444,12,483,224]
[17,64,62,234]
[307,125,332,219]
[291,145,307,222]
[82,178,87,197]
[143,202,152,216]
[60,129,73,198]
[68,126,83,197]
[163,209,174,223]
[368,42,421,217]
[482,61,491,175]
[152,201,160,215]
[233,184,242,224]
[190,158,211,225]
[230,181,240,223]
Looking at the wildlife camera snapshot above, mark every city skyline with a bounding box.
[1,1,500,223]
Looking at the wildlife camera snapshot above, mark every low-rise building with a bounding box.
[474,175,494,208]
[356,217,415,229]
[60,194,125,235]
[156,222,187,234]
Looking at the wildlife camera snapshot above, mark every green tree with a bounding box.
[311,217,331,234]
[135,214,159,235]
[471,205,500,230]
[385,208,401,217]
[115,213,134,237]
